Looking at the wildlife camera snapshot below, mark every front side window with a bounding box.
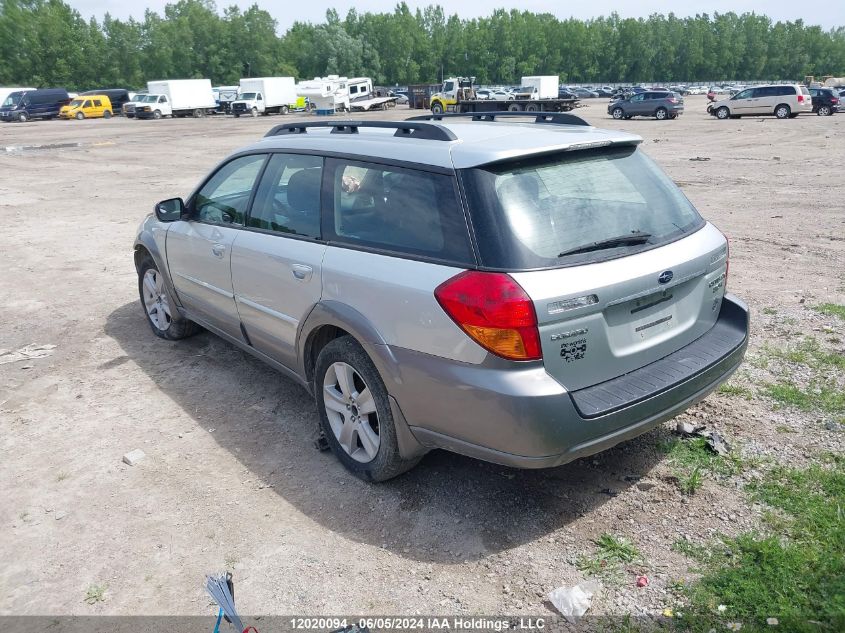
[193,154,266,225]
[83,100,92,108]
[248,154,322,238]
[327,159,473,264]
[734,89,752,100]
[631,94,644,102]
[463,146,704,270]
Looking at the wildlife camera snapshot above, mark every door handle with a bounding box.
[211,243,226,258]
[291,263,313,281]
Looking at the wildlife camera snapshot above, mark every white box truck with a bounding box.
[516,76,560,100]
[231,77,297,117]
[135,79,216,119]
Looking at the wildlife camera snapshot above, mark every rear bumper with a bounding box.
[389,294,749,468]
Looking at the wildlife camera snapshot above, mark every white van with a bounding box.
[708,84,812,119]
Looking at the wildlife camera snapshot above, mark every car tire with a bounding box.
[655,107,668,120]
[507,102,523,111]
[17,112,28,122]
[314,336,419,482]
[281,105,289,115]
[74,112,84,120]
[430,102,444,115]
[818,105,832,116]
[138,255,199,341]
[103,110,112,119]
[250,107,258,117]
[525,102,540,112]
[233,113,240,118]
[774,104,791,119]
[153,110,162,119]
[611,107,624,119]
[716,106,730,120]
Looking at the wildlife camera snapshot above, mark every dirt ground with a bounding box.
[1,96,843,617]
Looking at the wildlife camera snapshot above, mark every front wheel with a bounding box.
[716,106,730,120]
[774,104,791,119]
[655,107,668,120]
[75,112,85,120]
[17,112,28,122]
[250,107,258,117]
[153,110,162,119]
[315,336,419,481]
[138,255,199,340]
[430,101,444,115]
[611,107,624,119]
[507,102,522,111]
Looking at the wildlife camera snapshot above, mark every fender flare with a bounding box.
[133,227,183,310]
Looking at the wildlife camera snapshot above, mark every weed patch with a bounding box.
[814,303,845,320]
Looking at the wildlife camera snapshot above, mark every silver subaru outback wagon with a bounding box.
[134,113,749,481]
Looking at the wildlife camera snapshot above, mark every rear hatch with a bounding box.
[462,143,728,390]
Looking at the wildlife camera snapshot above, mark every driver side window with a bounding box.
[194,154,266,225]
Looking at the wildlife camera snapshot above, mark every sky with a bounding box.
[67,0,844,32]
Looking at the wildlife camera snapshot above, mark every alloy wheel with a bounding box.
[322,361,380,463]
[142,269,172,331]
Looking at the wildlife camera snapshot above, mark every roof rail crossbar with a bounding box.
[264,120,457,141]
[407,111,590,127]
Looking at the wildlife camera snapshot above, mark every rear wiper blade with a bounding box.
[558,231,652,257]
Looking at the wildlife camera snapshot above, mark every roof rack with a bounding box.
[264,120,457,141]
[407,111,590,127]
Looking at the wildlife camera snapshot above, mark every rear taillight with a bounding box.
[798,94,804,102]
[435,271,542,361]
[832,97,840,104]
[668,97,678,103]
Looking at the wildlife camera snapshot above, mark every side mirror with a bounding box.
[155,198,184,222]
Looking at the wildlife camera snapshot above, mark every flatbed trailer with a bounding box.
[349,96,398,111]
[450,98,579,113]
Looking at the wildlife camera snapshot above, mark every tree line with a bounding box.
[1,0,843,90]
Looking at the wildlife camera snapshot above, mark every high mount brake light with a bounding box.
[435,271,542,361]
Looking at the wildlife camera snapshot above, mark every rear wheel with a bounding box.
[507,102,523,111]
[103,110,112,119]
[655,107,668,120]
[611,107,624,119]
[138,255,199,340]
[281,105,289,115]
[314,336,419,481]
[193,108,205,118]
[774,104,791,119]
[525,102,540,112]
[716,106,730,120]
[818,105,832,116]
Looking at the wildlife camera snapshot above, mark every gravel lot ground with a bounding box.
[1,96,843,617]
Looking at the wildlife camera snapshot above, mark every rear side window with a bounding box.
[462,146,704,270]
[325,158,474,265]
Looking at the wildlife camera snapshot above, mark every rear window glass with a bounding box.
[326,158,474,265]
[462,146,704,270]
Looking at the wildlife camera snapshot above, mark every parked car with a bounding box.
[808,87,839,116]
[571,87,599,99]
[608,91,684,120]
[0,88,69,122]
[133,114,747,481]
[80,89,129,115]
[707,84,812,119]
[59,94,113,119]
[594,87,615,98]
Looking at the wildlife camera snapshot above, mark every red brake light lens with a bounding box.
[798,94,804,102]
[434,271,542,361]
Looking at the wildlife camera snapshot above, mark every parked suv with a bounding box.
[707,84,812,119]
[808,87,839,116]
[608,91,684,120]
[134,113,748,481]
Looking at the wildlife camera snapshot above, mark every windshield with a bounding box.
[462,145,704,269]
[69,99,84,107]
[2,93,23,107]
[138,95,156,103]
[240,92,256,100]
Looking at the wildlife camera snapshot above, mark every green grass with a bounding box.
[717,383,753,399]
[577,533,642,579]
[675,456,845,632]
[814,303,845,320]
[660,435,743,495]
[764,380,845,414]
[761,307,777,316]
[84,584,106,605]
